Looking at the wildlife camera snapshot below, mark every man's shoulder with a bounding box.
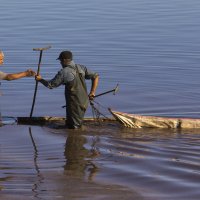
[75,64,87,72]
[76,63,86,68]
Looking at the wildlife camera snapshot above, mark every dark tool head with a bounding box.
[33,45,52,51]
[113,84,119,95]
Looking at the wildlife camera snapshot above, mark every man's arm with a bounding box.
[35,71,64,89]
[82,64,99,100]
[4,69,35,81]
[88,75,99,100]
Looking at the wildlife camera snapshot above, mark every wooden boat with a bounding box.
[2,109,200,129]
[16,116,117,127]
[108,108,200,129]
[1,116,116,126]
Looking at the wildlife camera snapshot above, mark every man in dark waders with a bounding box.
[35,50,99,129]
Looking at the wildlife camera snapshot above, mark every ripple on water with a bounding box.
[0,123,200,200]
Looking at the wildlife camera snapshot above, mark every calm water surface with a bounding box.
[0,124,199,200]
[0,0,200,199]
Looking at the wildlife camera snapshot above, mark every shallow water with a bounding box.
[0,124,200,200]
[0,0,200,199]
[1,0,200,118]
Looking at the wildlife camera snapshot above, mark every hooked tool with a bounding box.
[94,84,119,98]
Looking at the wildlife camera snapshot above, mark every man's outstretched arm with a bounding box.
[4,69,35,81]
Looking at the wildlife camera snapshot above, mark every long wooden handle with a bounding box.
[30,46,52,118]
[94,84,119,98]
[30,50,43,118]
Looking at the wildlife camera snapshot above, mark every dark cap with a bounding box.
[56,51,73,60]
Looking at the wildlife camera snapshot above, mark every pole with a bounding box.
[30,46,51,118]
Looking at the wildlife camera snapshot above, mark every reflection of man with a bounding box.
[63,133,99,180]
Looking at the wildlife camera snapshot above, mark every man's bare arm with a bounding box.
[4,69,35,81]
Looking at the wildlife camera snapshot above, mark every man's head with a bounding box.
[0,50,4,66]
[57,51,73,61]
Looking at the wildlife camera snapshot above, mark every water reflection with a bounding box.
[28,126,100,197]
[29,127,44,199]
[63,132,99,181]
[0,124,200,199]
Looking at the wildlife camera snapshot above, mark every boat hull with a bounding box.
[16,116,116,127]
[2,111,200,129]
[109,109,200,129]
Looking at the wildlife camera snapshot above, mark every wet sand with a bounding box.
[0,123,200,200]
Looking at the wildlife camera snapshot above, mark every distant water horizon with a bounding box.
[1,0,200,118]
